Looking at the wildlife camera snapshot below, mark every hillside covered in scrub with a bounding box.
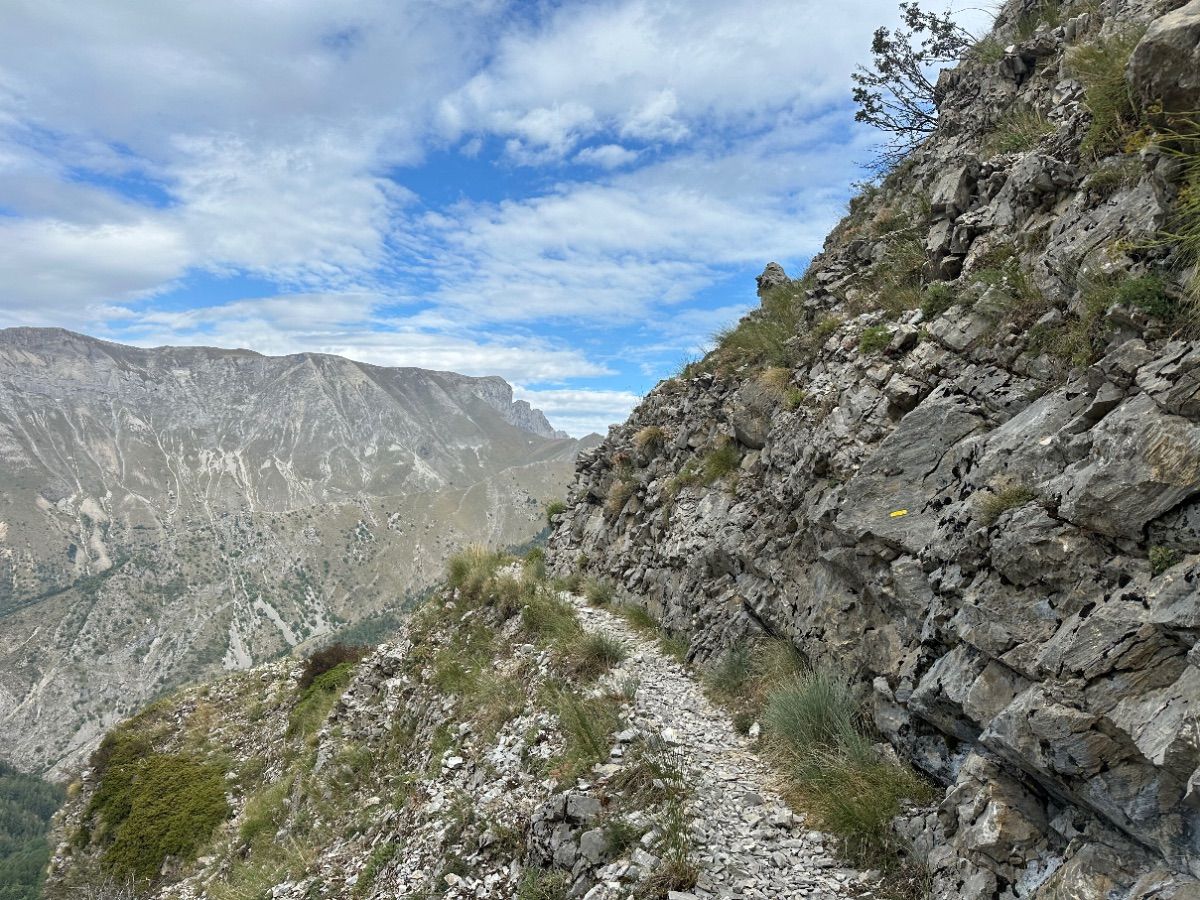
[43,551,896,900]
[547,0,1200,897]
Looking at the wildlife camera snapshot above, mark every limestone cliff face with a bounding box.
[548,0,1200,896]
[0,328,580,776]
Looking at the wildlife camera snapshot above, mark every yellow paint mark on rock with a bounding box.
[889,509,909,518]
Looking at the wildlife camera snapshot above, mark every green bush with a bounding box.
[1068,28,1146,157]
[1116,274,1177,320]
[544,500,567,525]
[1150,545,1182,576]
[859,325,892,354]
[297,643,368,691]
[91,750,230,881]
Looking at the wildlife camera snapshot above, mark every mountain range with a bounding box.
[0,327,590,775]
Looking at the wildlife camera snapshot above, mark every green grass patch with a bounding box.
[567,631,628,680]
[858,325,891,354]
[1156,120,1200,308]
[288,660,358,738]
[551,690,621,784]
[544,499,567,525]
[516,868,571,900]
[633,425,667,454]
[708,283,804,371]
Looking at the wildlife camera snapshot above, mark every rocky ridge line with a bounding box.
[547,0,1200,897]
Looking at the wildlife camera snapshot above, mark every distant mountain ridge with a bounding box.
[0,327,586,775]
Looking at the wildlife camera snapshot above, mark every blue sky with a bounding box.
[0,0,947,435]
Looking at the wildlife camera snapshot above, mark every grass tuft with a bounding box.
[1068,28,1146,158]
[977,483,1039,525]
[986,105,1055,155]
[633,425,667,454]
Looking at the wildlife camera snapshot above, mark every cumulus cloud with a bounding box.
[513,387,642,437]
[108,292,611,387]
[0,0,951,430]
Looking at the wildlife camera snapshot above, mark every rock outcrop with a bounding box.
[548,0,1200,897]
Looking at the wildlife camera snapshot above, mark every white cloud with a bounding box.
[436,0,901,157]
[0,0,956,431]
[107,293,611,385]
[0,217,191,323]
[513,386,641,436]
[573,144,639,169]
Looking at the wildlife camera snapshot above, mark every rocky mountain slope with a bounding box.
[547,0,1200,897]
[0,328,584,776]
[44,553,875,900]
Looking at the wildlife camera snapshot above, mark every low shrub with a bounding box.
[93,751,230,881]
[1150,545,1182,576]
[1116,274,1177,320]
[544,500,567,525]
[297,643,368,692]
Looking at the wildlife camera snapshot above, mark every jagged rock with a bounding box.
[756,262,790,296]
[1128,0,1200,115]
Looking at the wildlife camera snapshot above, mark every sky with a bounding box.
[0,0,957,436]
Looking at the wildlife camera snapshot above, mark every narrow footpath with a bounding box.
[565,592,877,900]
